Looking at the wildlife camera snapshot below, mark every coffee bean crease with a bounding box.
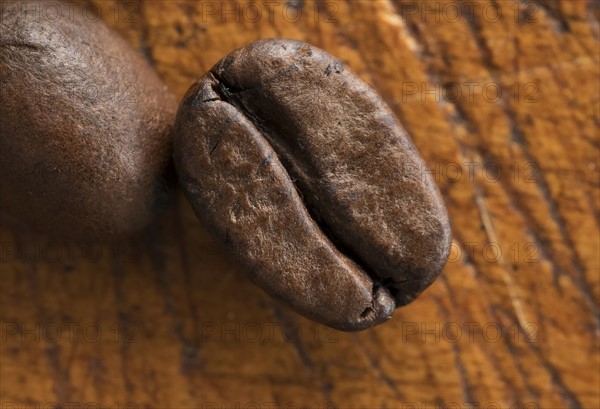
[175,39,451,330]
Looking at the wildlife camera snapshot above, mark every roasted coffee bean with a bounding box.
[0,0,176,240]
[174,39,452,331]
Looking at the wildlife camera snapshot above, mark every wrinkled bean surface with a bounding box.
[175,39,451,330]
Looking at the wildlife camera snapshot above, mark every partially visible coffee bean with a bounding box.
[174,39,452,331]
[0,0,176,240]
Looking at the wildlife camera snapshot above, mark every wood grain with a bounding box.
[1,0,598,407]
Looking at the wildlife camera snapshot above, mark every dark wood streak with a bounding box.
[453,2,599,326]
[350,332,403,401]
[496,305,583,409]
[529,0,571,33]
[172,193,204,377]
[438,279,536,405]
[138,0,156,67]
[432,296,477,406]
[110,254,134,396]
[17,233,72,402]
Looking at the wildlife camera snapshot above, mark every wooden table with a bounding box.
[1,0,598,407]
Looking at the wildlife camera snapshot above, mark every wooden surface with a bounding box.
[1,0,599,407]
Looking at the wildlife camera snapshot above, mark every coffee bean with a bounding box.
[174,39,451,331]
[0,0,176,240]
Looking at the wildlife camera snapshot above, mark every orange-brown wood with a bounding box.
[1,1,598,407]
